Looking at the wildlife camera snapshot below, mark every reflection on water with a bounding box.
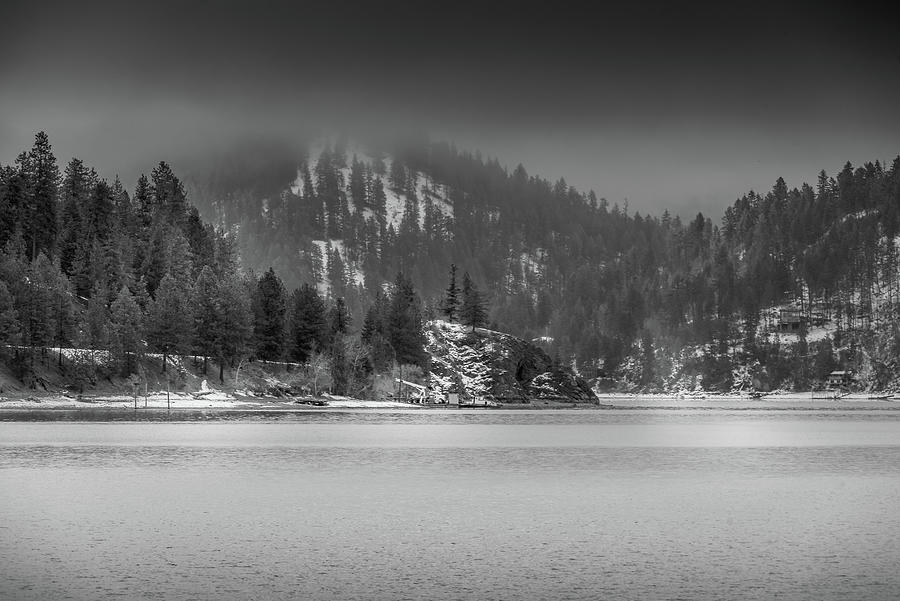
[2,413,900,601]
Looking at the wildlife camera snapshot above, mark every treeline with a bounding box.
[5,130,900,393]
[0,132,431,395]
[189,136,900,391]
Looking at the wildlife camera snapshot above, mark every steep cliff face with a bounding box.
[425,320,597,403]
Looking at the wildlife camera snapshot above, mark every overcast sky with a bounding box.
[2,0,898,216]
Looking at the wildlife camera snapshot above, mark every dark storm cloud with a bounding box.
[2,0,898,214]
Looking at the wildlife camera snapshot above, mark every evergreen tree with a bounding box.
[150,161,187,226]
[640,332,655,386]
[329,297,351,340]
[287,283,328,363]
[0,166,25,249]
[327,246,347,298]
[112,175,134,234]
[460,272,488,332]
[22,132,60,259]
[361,291,393,371]
[165,229,195,287]
[147,273,194,372]
[36,254,74,364]
[81,282,111,349]
[348,155,367,211]
[0,281,21,347]
[134,173,154,229]
[109,285,143,375]
[192,265,222,374]
[371,177,387,219]
[213,233,240,278]
[218,273,254,381]
[387,272,427,368]
[58,158,96,276]
[389,158,406,192]
[361,300,381,345]
[139,224,168,295]
[253,268,286,361]
[441,263,459,321]
[185,207,215,273]
[315,149,343,237]
[330,334,348,395]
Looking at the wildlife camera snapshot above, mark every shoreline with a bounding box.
[2,390,900,421]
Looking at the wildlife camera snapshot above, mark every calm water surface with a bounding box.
[2,410,900,600]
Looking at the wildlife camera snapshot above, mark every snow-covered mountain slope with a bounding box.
[291,139,455,231]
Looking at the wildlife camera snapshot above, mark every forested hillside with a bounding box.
[3,131,900,395]
[0,133,436,397]
[188,136,900,392]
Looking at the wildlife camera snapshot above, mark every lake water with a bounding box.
[3,409,900,600]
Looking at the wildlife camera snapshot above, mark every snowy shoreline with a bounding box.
[1,390,899,413]
[0,392,418,411]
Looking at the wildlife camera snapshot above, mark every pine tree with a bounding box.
[165,229,195,287]
[441,263,459,321]
[22,132,60,259]
[348,155,367,211]
[218,273,254,381]
[329,297,351,341]
[460,272,487,332]
[147,273,194,372]
[26,254,73,366]
[185,207,215,274]
[640,332,655,386]
[132,277,152,313]
[389,159,406,192]
[327,246,346,298]
[315,149,343,238]
[0,249,31,367]
[134,173,154,229]
[192,265,222,374]
[112,175,133,233]
[387,272,427,368]
[81,282,111,349]
[139,224,167,295]
[287,283,328,363]
[330,335,348,395]
[213,234,240,278]
[59,158,96,276]
[0,281,21,348]
[253,268,286,361]
[0,166,25,249]
[109,285,143,375]
[150,161,187,226]
[86,180,115,243]
[361,291,393,371]
[328,298,352,396]
[371,177,387,219]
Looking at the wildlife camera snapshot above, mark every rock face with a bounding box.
[425,320,598,403]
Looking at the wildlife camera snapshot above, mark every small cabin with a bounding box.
[826,370,853,388]
[446,393,460,406]
[777,309,804,331]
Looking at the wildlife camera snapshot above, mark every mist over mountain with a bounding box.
[3,0,899,215]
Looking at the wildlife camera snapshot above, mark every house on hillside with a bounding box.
[809,302,829,326]
[777,308,804,332]
[826,370,854,389]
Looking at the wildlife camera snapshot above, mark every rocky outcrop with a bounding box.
[425,320,598,403]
